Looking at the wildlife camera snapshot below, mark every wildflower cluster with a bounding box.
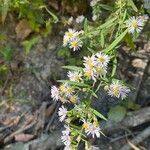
[63,29,83,51]
[51,1,148,149]
[83,52,110,81]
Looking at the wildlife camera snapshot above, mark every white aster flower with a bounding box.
[67,71,82,82]
[60,83,74,97]
[61,125,71,147]
[67,16,73,25]
[58,106,68,122]
[127,16,145,34]
[69,38,83,51]
[95,65,107,77]
[69,95,79,104]
[95,52,110,67]
[51,86,59,101]
[83,66,96,81]
[83,55,96,68]
[106,81,130,99]
[84,122,101,138]
[63,29,77,46]
[139,15,149,22]
[76,15,85,23]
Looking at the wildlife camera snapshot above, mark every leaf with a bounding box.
[91,108,107,120]
[124,33,135,50]
[15,19,32,40]
[100,4,113,11]
[98,17,117,30]
[105,29,128,53]
[100,31,105,48]
[15,133,34,142]
[1,0,11,23]
[62,66,83,72]
[127,0,138,12]
[111,56,117,77]
[84,18,88,33]
[1,47,13,62]
[108,105,126,122]
[57,80,90,87]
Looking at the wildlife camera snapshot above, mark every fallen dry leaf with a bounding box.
[24,115,34,126]
[15,133,34,142]
[15,19,32,40]
[2,116,20,126]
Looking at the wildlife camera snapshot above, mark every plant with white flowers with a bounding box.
[51,0,149,149]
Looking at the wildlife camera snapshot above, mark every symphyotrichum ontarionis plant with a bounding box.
[51,0,149,149]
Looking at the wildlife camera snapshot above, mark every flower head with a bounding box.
[58,106,68,122]
[59,83,74,98]
[76,15,85,23]
[95,52,110,67]
[106,81,130,99]
[127,16,145,34]
[95,65,107,77]
[69,95,79,104]
[51,86,59,101]
[63,29,77,46]
[69,38,83,51]
[83,66,96,81]
[61,125,71,147]
[84,121,101,138]
[83,55,96,68]
[67,71,82,82]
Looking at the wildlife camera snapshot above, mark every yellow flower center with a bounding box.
[98,57,105,63]
[131,21,138,28]
[84,69,93,78]
[66,32,73,38]
[70,95,77,103]
[71,42,78,47]
[82,123,88,129]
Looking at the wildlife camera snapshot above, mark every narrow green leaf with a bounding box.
[1,0,10,23]
[57,80,90,87]
[125,33,135,50]
[105,29,128,53]
[100,4,113,11]
[91,108,107,120]
[100,32,104,48]
[98,17,117,30]
[111,57,117,77]
[84,18,88,33]
[127,0,138,12]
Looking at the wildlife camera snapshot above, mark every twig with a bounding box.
[120,126,150,150]
[34,102,47,135]
[4,116,37,144]
[46,102,60,132]
[110,131,139,143]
